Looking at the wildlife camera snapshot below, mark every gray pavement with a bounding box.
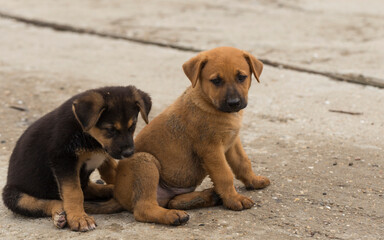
[0,1,383,239]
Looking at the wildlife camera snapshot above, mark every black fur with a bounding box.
[2,86,151,217]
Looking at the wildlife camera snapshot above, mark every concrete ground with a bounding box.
[0,1,383,239]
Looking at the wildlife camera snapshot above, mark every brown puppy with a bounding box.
[91,47,270,225]
[3,86,151,231]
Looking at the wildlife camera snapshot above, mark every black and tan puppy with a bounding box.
[87,47,270,225]
[2,86,151,231]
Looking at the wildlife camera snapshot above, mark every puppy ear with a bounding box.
[134,89,152,124]
[182,53,207,88]
[72,91,105,131]
[243,52,263,83]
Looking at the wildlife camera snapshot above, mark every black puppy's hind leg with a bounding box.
[2,185,66,229]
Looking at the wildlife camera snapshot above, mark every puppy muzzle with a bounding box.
[121,147,135,158]
[218,98,247,113]
[107,147,134,159]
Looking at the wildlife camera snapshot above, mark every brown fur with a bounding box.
[97,158,118,184]
[95,47,270,225]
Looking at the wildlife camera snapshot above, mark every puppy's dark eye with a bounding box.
[128,121,137,131]
[237,74,247,83]
[210,77,223,86]
[105,127,117,136]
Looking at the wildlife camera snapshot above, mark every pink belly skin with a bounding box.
[157,181,196,207]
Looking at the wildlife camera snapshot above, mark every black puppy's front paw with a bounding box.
[53,211,67,229]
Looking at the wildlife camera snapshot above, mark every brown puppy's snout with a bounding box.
[218,87,247,113]
[226,97,241,108]
[222,97,246,112]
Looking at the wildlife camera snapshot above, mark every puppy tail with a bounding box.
[84,198,124,214]
[2,185,56,217]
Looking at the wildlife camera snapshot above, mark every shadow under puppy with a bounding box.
[2,86,151,231]
[87,47,270,225]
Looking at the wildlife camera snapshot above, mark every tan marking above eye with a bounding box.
[100,123,113,129]
[209,73,221,80]
[114,122,122,131]
[127,118,134,129]
[237,70,247,76]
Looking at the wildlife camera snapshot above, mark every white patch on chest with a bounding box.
[85,153,107,171]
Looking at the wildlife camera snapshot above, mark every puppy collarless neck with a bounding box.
[186,87,222,115]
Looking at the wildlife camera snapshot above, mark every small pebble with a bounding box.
[323,192,327,195]
[199,224,205,226]
[348,163,353,166]
[0,140,5,144]
[332,162,337,166]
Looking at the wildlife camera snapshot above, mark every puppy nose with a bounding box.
[226,98,241,108]
[121,148,134,158]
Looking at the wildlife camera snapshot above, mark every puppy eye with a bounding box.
[128,121,137,131]
[210,77,223,86]
[105,127,117,135]
[237,74,247,83]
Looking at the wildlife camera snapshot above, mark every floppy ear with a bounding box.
[243,52,263,83]
[72,91,105,131]
[134,89,152,124]
[182,53,207,88]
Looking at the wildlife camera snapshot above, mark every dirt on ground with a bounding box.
[0,1,383,239]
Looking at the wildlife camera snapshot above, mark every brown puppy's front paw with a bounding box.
[165,210,190,226]
[223,194,254,211]
[246,176,270,190]
[53,211,67,229]
[67,213,96,232]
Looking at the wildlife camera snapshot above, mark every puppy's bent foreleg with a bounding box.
[200,148,254,211]
[225,136,270,190]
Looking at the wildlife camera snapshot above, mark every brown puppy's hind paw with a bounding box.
[246,176,270,190]
[171,211,190,226]
[166,210,190,226]
[223,194,254,211]
[134,208,190,226]
[67,214,96,232]
[53,211,67,229]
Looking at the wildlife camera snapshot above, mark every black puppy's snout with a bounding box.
[121,148,134,158]
[226,97,241,108]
